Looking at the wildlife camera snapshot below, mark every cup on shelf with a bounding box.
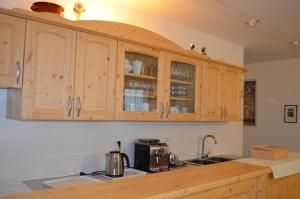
[133,60,143,75]
[124,63,133,74]
[129,103,136,112]
[181,107,188,113]
[142,103,150,112]
[170,107,179,113]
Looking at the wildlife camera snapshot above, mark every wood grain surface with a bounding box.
[0,162,271,199]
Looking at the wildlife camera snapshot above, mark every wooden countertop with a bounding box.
[1,162,272,199]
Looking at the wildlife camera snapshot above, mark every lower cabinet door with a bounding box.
[74,32,117,120]
[182,179,256,199]
[22,20,76,120]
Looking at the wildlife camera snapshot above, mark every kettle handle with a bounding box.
[122,153,130,168]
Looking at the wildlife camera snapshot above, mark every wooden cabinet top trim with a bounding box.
[0,7,246,72]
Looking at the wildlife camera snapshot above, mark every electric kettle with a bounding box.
[105,151,130,177]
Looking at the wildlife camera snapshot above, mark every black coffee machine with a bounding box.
[134,139,169,172]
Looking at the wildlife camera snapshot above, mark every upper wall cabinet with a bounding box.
[7,21,117,120]
[222,67,242,121]
[13,20,76,120]
[2,9,245,122]
[74,32,117,120]
[0,14,25,88]
[164,53,201,121]
[200,62,223,121]
[201,62,243,121]
[115,41,165,121]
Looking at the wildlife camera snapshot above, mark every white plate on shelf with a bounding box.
[43,176,101,189]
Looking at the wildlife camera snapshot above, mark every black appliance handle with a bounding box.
[122,153,130,168]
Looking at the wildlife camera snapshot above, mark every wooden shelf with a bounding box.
[170,97,194,101]
[171,79,194,85]
[125,73,157,80]
[124,94,157,99]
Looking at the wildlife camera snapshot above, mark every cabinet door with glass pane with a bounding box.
[115,42,165,121]
[164,53,201,121]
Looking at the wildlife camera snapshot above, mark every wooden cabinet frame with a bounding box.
[201,62,243,122]
[0,13,25,88]
[1,8,246,122]
[115,41,165,121]
[74,32,117,120]
[164,53,201,121]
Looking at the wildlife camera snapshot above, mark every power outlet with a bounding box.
[112,139,126,151]
[161,137,171,144]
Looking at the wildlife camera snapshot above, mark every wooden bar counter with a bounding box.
[0,162,282,199]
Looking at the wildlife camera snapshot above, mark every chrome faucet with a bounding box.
[201,135,217,159]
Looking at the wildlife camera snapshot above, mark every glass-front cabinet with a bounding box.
[116,42,201,121]
[115,42,165,121]
[164,53,201,121]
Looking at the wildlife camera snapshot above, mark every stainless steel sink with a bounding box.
[206,156,233,162]
[184,156,233,166]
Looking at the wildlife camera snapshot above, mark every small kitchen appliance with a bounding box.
[105,151,130,177]
[134,139,169,172]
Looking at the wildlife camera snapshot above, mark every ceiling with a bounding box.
[113,0,300,64]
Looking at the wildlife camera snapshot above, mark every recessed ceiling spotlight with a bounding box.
[246,18,260,27]
[289,40,299,46]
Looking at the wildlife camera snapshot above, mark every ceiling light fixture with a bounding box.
[246,18,260,27]
[289,40,299,46]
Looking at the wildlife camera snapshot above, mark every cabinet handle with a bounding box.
[219,107,223,119]
[16,61,21,84]
[76,97,81,117]
[67,96,73,117]
[224,107,228,119]
[165,102,170,118]
[159,103,164,118]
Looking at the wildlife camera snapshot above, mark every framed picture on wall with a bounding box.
[284,105,297,123]
[244,80,256,125]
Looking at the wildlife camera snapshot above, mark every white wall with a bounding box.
[0,0,244,183]
[244,58,300,155]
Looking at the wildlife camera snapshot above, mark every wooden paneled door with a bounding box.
[74,32,117,120]
[164,53,201,121]
[22,20,76,120]
[0,14,25,88]
[115,41,165,121]
[222,67,242,121]
[201,62,223,121]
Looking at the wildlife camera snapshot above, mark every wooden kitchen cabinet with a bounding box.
[115,44,201,121]
[2,8,246,122]
[222,66,243,121]
[74,32,117,120]
[201,62,243,121]
[183,179,256,199]
[7,21,117,120]
[115,41,165,121]
[0,13,25,88]
[263,173,300,199]
[201,62,223,121]
[8,20,77,120]
[164,53,201,121]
